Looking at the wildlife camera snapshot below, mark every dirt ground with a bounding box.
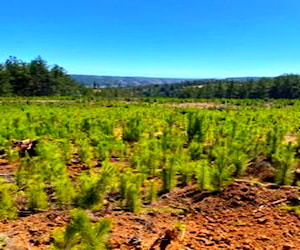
[0,180,299,250]
[163,102,228,109]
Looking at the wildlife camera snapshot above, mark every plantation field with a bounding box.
[0,99,300,249]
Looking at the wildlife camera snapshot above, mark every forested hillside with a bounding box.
[98,74,300,99]
[72,74,187,87]
[0,57,87,96]
[1,56,299,99]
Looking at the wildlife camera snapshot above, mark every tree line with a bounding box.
[98,74,300,99]
[0,56,87,96]
[2,56,299,99]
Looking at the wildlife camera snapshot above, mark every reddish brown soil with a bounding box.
[0,211,68,250]
[0,181,299,250]
[0,159,17,184]
[109,182,300,250]
[0,159,16,175]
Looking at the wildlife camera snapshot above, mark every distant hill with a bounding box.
[225,77,262,82]
[71,74,264,88]
[71,75,189,87]
[97,74,299,99]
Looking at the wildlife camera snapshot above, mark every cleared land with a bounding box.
[0,99,299,249]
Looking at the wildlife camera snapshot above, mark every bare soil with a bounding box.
[0,179,299,250]
[0,148,299,249]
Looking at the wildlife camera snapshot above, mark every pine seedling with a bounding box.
[119,170,130,201]
[210,146,235,191]
[122,116,143,142]
[147,179,158,204]
[76,163,116,209]
[274,144,295,185]
[125,182,141,213]
[96,140,111,161]
[266,126,283,159]
[189,142,204,161]
[81,216,112,249]
[59,139,73,164]
[230,145,249,176]
[78,138,93,169]
[229,120,238,143]
[161,156,178,193]
[15,164,28,189]
[196,160,212,191]
[54,176,75,208]
[119,170,142,212]
[0,181,17,220]
[111,139,127,160]
[51,209,112,250]
[76,174,105,209]
[180,165,194,187]
[15,156,36,187]
[35,142,67,182]
[99,119,114,136]
[177,153,195,186]
[27,177,48,212]
[81,118,92,134]
[187,112,206,143]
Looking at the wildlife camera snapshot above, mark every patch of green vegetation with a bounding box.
[142,206,185,215]
[51,209,112,250]
[0,180,17,220]
[0,98,299,243]
[280,205,300,217]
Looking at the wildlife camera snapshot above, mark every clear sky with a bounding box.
[1,0,300,78]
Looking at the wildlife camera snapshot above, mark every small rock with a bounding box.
[256,235,270,241]
[282,244,294,250]
[128,235,141,246]
[200,238,214,246]
[147,211,157,217]
[198,229,213,237]
[257,218,268,224]
[242,246,252,250]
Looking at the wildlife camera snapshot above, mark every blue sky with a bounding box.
[1,0,300,78]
